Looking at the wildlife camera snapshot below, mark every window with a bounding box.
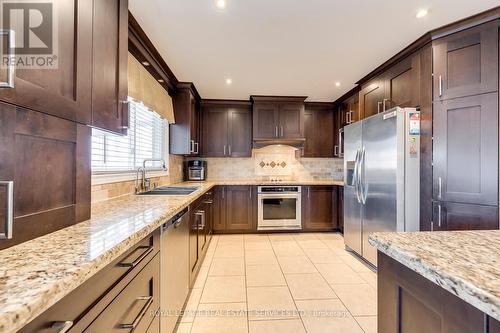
[91,98,168,174]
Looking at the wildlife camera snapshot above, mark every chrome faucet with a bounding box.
[135,159,167,193]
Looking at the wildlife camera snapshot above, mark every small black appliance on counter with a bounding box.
[186,160,207,181]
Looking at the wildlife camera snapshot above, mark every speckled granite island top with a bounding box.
[0,179,343,333]
[0,182,217,333]
[369,231,500,321]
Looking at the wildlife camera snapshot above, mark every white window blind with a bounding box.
[91,99,168,173]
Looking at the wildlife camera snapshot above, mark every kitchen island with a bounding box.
[369,231,500,333]
[0,179,342,333]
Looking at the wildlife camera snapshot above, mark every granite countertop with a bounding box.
[369,231,500,321]
[0,182,216,333]
[0,178,343,333]
[190,178,344,186]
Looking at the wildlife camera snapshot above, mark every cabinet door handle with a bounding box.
[118,246,154,268]
[383,99,389,112]
[0,181,13,240]
[223,145,226,156]
[438,75,443,97]
[334,145,338,157]
[377,102,382,114]
[228,145,231,156]
[195,211,205,230]
[222,187,225,199]
[118,296,153,329]
[275,126,278,138]
[51,321,73,333]
[0,30,15,88]
[438,177,442,199]
[307,187,310,198]
[190,140,195,153]
[194,142,199,154]
[119,100,130,129]
[280,126,284,137]
[437,203,442,228]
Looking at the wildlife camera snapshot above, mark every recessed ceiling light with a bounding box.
[141,61,150,66]
[335,82,341,87]
[226,78,232,85]
[216,0,226,9]
[416,9,428,19]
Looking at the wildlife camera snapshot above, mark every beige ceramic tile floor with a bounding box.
[177,232,377,333]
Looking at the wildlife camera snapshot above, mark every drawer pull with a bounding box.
[51,321,73,333]
[118,246,153,268]
[118,296,153,330]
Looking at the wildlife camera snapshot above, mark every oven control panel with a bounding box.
[258,186,301,193]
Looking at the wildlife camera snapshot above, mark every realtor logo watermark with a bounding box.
[0,0,58,69]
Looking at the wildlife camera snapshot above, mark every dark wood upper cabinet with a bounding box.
[253,102,279,139]
[433,93,498,206]
[91,0,129,134]
[432,201,498,231]
[201,101,252,157]
[359,78,385,119]
[0,0,93,124]
[252,96,306,143]
[170,84,200,155]
[0,102,90,250]
[278,103,303,139]
[225,186,255,232]
[433,21,498,101]
[384,53,421,109]
[202,108,228,157]
[228,108,252,157]
[303,103,334,158]
[302,186,338,231]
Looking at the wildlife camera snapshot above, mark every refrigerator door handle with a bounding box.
[353,149,361,203]
[360,147,367,205]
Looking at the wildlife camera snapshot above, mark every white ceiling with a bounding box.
[129,0,499,102]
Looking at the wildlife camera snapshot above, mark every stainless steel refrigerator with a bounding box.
[343,107,420,266]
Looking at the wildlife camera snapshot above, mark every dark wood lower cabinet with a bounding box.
[432,201,498,231]
[378,252,496,333]
[19,231,160,333]
[212,186,256,233]
[338,186,344,233]
[302,186,338,231]
[0,102,90,250]
[225,186,255,232]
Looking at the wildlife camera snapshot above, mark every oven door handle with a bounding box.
[257,193,301,199]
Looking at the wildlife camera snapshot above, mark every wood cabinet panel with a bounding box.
[384,53,421,108]
[0,103,90,250]
[253,103,278,139]
[379,252,489,333]
[171,87,199,155]
[91,0,128,134]
[433,21,498,101]
[226,186,255,231]
[338,186,344,233]
[303,106,334,157]
[278,103,303,139]
[433,93,498,206]
[0,0,92,124]
[432,201,498,231]
[213,186,227,231]
[302,186,338,231]
[359,79,385,119]
[84,254,159,333]
[19,231,160,333]
[201,103,252,157]
[228,108,252,157]
[202,108,228,157]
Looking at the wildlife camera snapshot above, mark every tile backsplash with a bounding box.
[91,154,184,203]
[188,145,344,180]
